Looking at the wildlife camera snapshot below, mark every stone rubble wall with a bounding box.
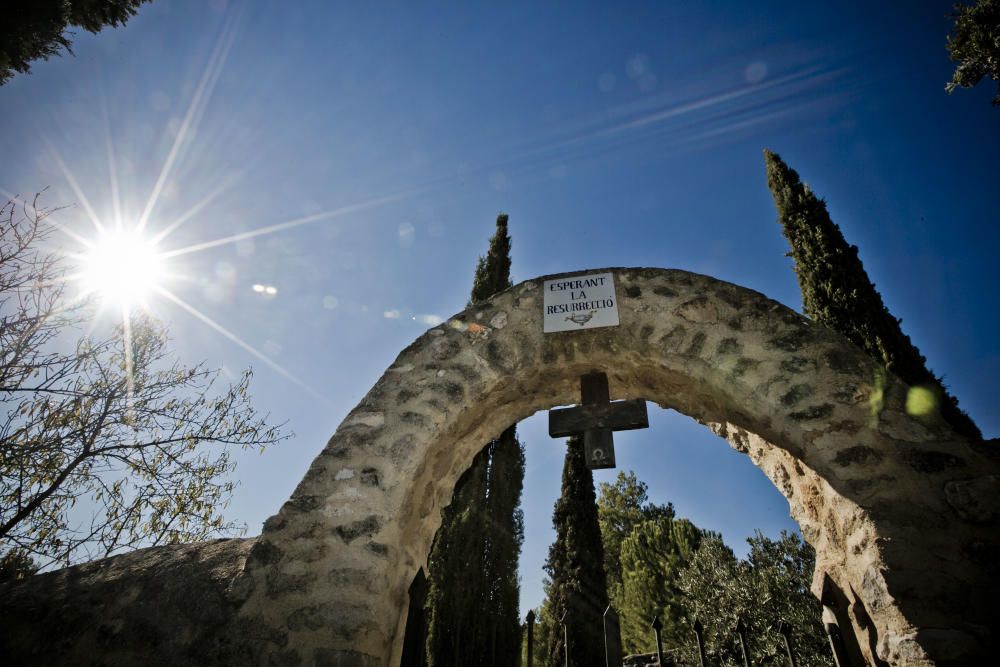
[0,538,256,665]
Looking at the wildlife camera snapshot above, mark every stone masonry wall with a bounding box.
[238,268,998,666]
[1,268,996,667]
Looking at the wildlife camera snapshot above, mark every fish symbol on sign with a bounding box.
[565,311,596,326]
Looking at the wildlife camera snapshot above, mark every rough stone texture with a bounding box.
[1,268,997,666]
[0,538,256,665]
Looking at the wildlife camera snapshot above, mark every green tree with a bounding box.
[764,150,980,440]
[675,536,748,664]
[677,532,832,667]
[424,450,491,662]
[425,214,525,667]
[1,1,153,86]
[0,195,286,568]
[470,214,513,303]
[746,532,830,666]
[0,550,38,584]
[596,471,674,618]
[480,424,526,665]
[618,517,706,654]
[946,0,1000,105]
[543,436,609,667]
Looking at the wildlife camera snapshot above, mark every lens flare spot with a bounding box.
[745,61,768,83]
[252,283,277,296]
[906,386,938,417]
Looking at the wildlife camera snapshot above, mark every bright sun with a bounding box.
[80,229,166,308]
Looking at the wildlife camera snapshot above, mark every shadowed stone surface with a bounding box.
[1,268,996,666]
[0,539,256,665]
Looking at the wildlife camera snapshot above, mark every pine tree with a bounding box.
[596,471,674,614]
[1,1,153,85]
[763,150,981,440]
[618,517,704,654]
[544,436,610,667]
[425,214,525,666]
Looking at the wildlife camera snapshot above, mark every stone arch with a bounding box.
[237,268,998,666]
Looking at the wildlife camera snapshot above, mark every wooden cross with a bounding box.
[548,371,649,469]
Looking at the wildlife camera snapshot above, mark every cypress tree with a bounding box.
[763,150,981,440]
[424,452,491,662]
[481,428,526,665]
[425,214,525,666]
[544,436,610,667]
[470,214,512,303]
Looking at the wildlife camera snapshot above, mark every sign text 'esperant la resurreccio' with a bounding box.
[543,272,620,333]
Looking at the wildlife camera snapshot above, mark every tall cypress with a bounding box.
[425,214,525,666]
[763,150,981,440]
[424,451,491,662]
[544,436,610,667]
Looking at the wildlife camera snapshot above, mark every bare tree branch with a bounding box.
[0,194,289,569]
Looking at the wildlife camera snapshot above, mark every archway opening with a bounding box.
[244,269,995,667]
[414,395,850,667]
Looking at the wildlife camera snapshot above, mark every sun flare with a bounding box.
[80,229,166,308]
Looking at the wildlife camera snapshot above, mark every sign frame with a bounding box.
[542,272,620,333]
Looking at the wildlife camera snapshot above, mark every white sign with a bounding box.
[543,272,620,333]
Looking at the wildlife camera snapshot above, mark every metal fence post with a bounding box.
[778,620,798,667]
[735,618,750,667]
[693,618,707,667]
[604,605,622,667]
[526,610,535,667]
[399,569,428,667]
[651,615,665,667]
[825,622,851,667]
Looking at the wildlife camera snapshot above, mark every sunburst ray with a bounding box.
[136,15,240,233]
[151,171,242,246]
[100,87,124,231]
[156,286,329,404]
[47,143,106,235]
[161,187,418,259]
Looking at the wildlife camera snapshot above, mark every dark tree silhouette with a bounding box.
[946,0,1000,105]
[1,0,152,85]
[424,214,525,667]
[764,150,980,440]
[544,436,609,667]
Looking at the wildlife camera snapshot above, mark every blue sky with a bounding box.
[1,1,997,617]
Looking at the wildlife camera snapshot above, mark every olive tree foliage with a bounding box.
[676,532,832,667]
[0,196,286,570]
[946,0,1000,105]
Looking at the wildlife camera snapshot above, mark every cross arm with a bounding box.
[548,399,649,437]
